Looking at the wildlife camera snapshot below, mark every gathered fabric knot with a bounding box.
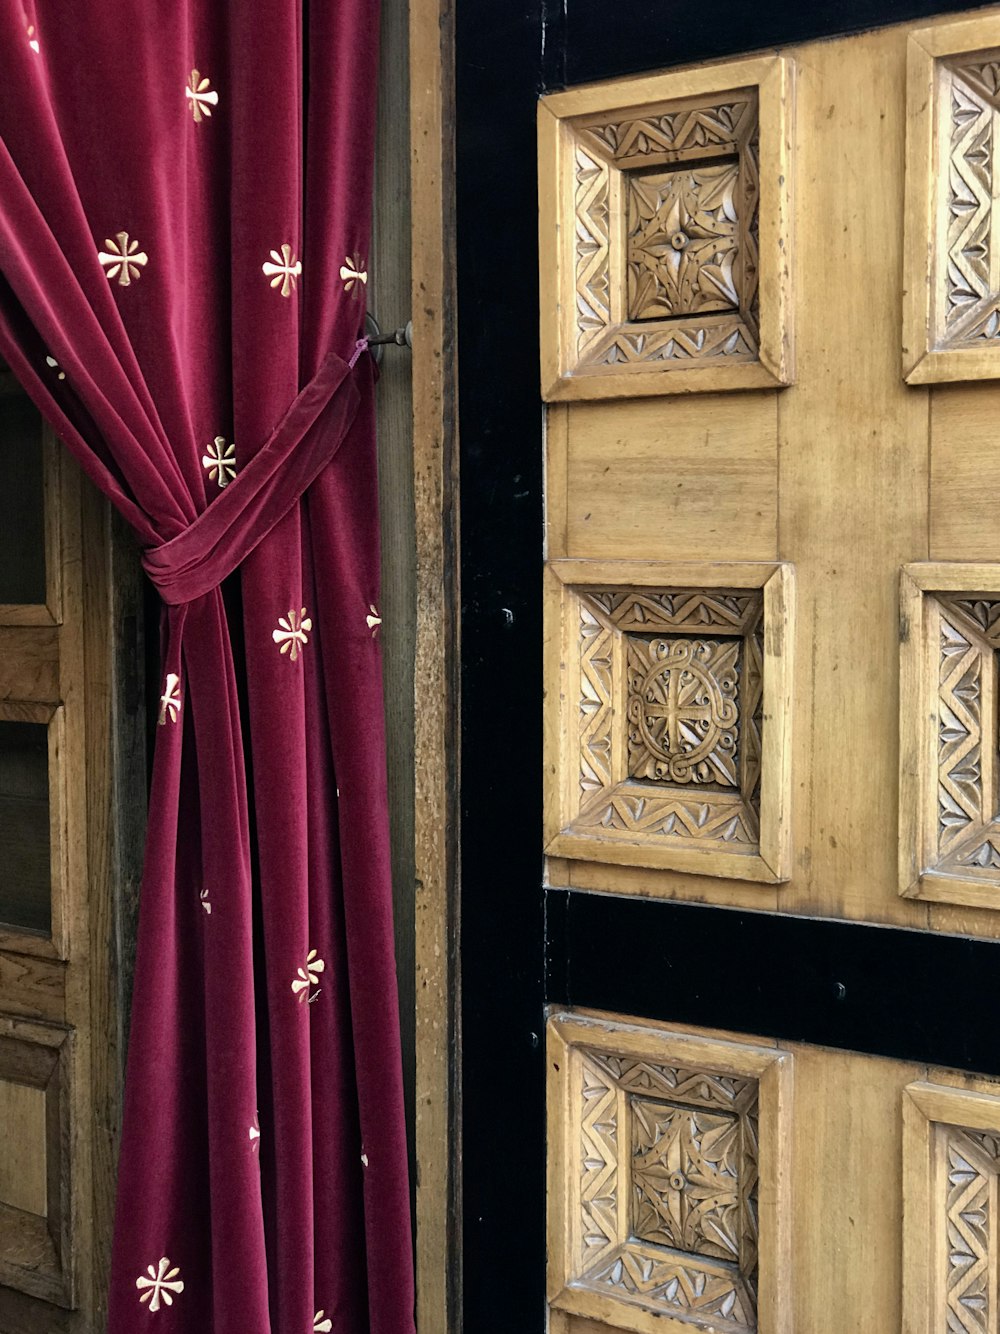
[142,344,366,604]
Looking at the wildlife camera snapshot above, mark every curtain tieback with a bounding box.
[142,347,363,605]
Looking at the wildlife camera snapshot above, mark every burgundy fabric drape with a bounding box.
[0,3,414,1330]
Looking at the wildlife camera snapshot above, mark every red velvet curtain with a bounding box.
[0,2,414,1330]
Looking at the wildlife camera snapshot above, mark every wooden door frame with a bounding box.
[409,0,461,1331]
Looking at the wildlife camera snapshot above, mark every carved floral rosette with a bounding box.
[577,589,763,851]
[545,561,793,883]
[573,94,761,373]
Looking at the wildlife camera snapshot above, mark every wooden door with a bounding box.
[456,2,1000,1331]
[0,363,142,1332]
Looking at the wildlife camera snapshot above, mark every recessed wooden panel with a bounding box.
[547,1013,791,1334]
[545,560,793,883]
[538,55,793,400]
[0,1079,46,1215]
[0,628,59,704]
[903,14,1000,383]
[0,1016,73,1307]
[559,394,779,563]
[899,562,1000,909]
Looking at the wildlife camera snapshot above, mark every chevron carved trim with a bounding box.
[903,1082,1000,1334]
[904,17,1000,382]
[548,1015,791,1334]
[899,565,1000,908]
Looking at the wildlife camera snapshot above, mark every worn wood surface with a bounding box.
[410,0,459,1325]
[0,402,136,1328]
[375,0,417,1217]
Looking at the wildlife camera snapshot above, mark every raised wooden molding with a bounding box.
[899,562,1000,908]
[902,1080,1000,1332]
[538,55,794,401]
[903,14,1000,383]
[547,1013,792,1334]
[544,560,794,883]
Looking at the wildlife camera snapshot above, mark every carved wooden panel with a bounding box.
[545,562,793,883]
[538,56,793,400]
[899,563,1000,908]
[0,1015,73,1307]
[547,1014,791,1334]
[904,15,1000,382]
[902,1082,1000,1333]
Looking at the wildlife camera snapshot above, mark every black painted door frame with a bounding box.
[455,2,999,1328]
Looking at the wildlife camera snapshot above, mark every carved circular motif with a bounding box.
[668,1170,687,1192]
[669,229,689,251]
[626,638,738,784]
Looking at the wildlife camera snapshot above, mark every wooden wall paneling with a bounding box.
[776,26,931,926]
[374,0,417,1223]
[410,0,459,1322]
[561,394,779,563]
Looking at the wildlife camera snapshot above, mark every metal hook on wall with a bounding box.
[365,312,413,365]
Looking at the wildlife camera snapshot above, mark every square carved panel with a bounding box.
[547,1014,791,1334]
[545,561,793,883]
[903,1081,1000,1332]
[899,564,1000,908]
[904,15,1000,382]
[538,56,793,400]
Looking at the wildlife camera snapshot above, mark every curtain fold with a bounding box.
[0,2,414,1330]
